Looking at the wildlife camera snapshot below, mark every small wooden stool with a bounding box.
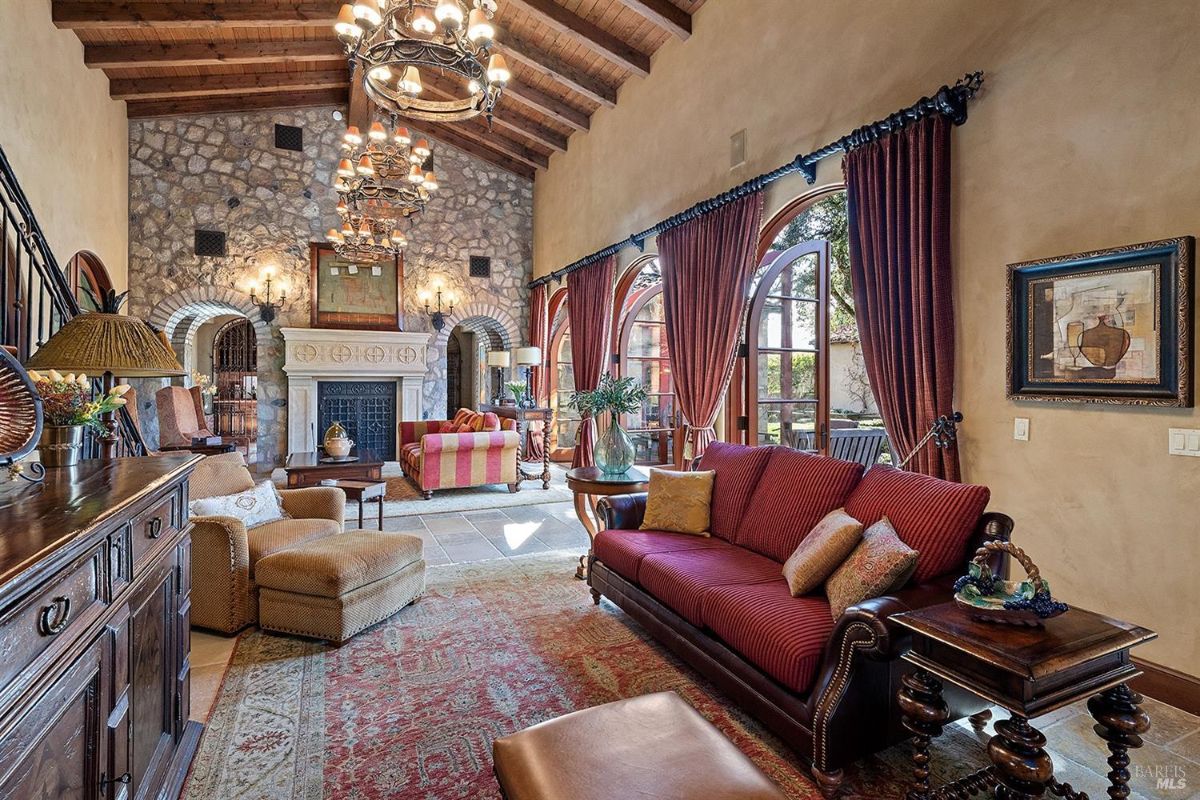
[492,692,787,800]
[326,479,387,530]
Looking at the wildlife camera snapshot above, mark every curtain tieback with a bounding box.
[682,423,716,461]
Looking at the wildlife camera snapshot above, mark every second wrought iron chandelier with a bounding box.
[335,0,511,124]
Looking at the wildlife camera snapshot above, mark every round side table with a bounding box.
[566,466,649,580]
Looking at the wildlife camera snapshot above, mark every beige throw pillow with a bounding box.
[639,468,715,536]
[825,517,918,618]
[781,509,864,597]
[189,480,289,528]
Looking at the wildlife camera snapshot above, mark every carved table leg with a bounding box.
[573,491,599,581]
[541,417,552,489]
[898,669,949,800]
[1087,683,1150,800]
[988,715,1054,799]
[970,709,993,733]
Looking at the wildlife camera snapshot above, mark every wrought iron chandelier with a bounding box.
[326,204,409,263]
[334,120,439,218]
[335,0,510,124]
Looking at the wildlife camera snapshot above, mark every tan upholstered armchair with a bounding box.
[156,385,215,448]
[188,453,346,634]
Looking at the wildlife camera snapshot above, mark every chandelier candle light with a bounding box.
[335,0,510,124]
[334,121,438,217]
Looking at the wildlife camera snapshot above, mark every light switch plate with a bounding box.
[1168,428,1200,457]
[1013,418,1029,441]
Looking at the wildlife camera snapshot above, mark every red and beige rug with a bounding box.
[184,554,984,799]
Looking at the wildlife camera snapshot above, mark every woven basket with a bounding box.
[953,540,1067,627]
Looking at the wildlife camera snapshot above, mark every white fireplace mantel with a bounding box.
[281,327,431,456]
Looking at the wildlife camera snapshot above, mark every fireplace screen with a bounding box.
[317,381,396,459]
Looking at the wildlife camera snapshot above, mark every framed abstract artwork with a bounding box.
[309,243,404,331]
[1007,237,1193,406]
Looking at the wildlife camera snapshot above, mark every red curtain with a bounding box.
[529,283,549,406]
[659,191,764,463]
[567,255,616,468]
[844,114,959,480]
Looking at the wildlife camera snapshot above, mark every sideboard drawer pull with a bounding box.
[147,517,163,539]
[38,596,71,636]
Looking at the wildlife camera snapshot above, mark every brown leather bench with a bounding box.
[492,692,788,800]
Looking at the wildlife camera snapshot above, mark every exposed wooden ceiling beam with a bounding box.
[504,79,589,132]
[504,0,650,76]
[85,40,343,69]
[409,121,536,180]
[414,74,568,152]
[618,0,691,39]
[125,87,348,119]
[52,1,335,29]
[109,68,348,101]
[501,33,617,108]
[404,116,549,171]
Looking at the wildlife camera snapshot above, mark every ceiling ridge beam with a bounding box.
[501,32,617,108]
[617,0,691,39]
[125,87,348,118]
[53,1,336,29]
[110,69,349,101]
[85,40,344,68]
[504,0,650,75]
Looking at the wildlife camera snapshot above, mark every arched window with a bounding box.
[66,251,113,312]
[613,257,677,466]
[546,288,577,462]
[741,190,887,465]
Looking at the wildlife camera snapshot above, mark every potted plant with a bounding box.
[504,381,527,408]
[27,369,131,467]
[569,372,647,475]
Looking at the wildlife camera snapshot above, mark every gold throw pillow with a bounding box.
[639,468,715,536]
[782,509,864,597]
[825,517,918,618]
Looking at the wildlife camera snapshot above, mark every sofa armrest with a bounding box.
[189,514,254,634]
[421,430,520,453]
[279,486,346,524]
[597,493,648,531]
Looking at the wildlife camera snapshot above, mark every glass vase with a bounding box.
[595,417,636,475]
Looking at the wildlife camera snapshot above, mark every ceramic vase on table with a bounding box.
[595,417,636,475]
[322,421,354,458]
[39,424,85,467]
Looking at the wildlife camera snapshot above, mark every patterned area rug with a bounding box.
[185,554,986,800]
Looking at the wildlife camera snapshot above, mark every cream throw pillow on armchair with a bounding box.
[189,480,288,528]
[639,468,715,536]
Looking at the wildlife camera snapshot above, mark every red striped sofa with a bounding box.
[587,441,1013,796]
[398,410,521,499]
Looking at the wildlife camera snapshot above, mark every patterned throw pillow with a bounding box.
[188,480,289,528]
[639,468,715,536]
[480,411,501,431]
[452,408,473,427]
[781,509,864,597]
[824,517,918,618]
[438,420,459,433]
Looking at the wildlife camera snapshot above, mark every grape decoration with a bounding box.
[953,541,1068,626]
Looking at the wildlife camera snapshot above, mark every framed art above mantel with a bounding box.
[1006,236,1193,407]
[309,242,404,331]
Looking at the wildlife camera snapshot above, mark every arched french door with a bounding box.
[546,287,577,462]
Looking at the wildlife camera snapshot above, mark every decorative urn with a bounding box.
[322,421,354,458]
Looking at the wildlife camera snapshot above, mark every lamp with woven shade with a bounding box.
[26,290,184,459]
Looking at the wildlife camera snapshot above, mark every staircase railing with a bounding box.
[0,144,147,457]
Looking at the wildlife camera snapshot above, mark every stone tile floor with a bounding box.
[189,500,1200,798]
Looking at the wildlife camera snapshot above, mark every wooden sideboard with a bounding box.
[0,454,203,800]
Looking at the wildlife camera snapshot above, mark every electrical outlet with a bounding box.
[1013,418,1029,441]
[1168,428,1200,457]
[730,129,746,169]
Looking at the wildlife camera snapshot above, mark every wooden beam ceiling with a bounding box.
[405,120,538,181]
[500,32,618,108]
[618,0,691,39]
[110,69,349,101]
[504,0,651,75]
[125,88,348,119]
[53,2,335,28]
[417,73,568,152]
[84,40,344,69]
[504,79,590,132]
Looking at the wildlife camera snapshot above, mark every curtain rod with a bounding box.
[529,71,985,290]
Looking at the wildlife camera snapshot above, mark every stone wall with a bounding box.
[126,105,533,466]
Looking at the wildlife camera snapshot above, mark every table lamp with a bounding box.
[486,350,510,405]
[515,346,542,408]
[26,301,186,459]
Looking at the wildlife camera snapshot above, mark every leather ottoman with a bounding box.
[492,692,788,800]
[255,530,425,644]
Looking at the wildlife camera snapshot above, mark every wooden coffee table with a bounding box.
[324,479,387,530]
[566,466,649,580]
[892,602,1156,800]
[284,450,383,488]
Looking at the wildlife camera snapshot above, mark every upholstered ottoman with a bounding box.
[255,530,425,643]
[492,692,788,800]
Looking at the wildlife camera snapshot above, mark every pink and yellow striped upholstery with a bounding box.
[398,414,520,496]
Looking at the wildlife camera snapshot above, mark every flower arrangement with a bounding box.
[568,372,647,418]
[27,369,131,431]
[191,371,217,397]
[505,381,527,400]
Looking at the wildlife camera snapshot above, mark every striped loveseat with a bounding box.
[399,409,521,498]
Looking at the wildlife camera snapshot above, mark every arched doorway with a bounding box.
[211,317,258,447]
[445,316,510,416]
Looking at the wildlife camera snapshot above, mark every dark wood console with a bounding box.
[0,454,203,800]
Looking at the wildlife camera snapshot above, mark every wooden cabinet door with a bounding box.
[0,635,104,800]
[123,555,178,800]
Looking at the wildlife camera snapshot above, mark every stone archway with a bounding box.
[147,286,268,351]
[430,301,521,351]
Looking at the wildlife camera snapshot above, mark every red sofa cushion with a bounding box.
[699,441,776,541]
[592,529,728,584]
[735,449,864,562]
[638,546,783,626]
[843,465,990,583]
[701,581,835,694]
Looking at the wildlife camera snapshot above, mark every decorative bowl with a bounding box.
[953,541,1068,627]
[324,438,354,458]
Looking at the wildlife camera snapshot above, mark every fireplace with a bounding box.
[281,327,431,459]
[318,381,396,458]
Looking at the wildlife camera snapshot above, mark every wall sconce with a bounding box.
[420,284,455,330]
[249,266,286,324]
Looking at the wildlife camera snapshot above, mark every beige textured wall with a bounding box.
[0,0,128,289]
[533,1,1200,674]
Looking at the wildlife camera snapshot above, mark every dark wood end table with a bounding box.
[892,602,1156,800]
[284,450,384,488]
[481,404,553,490]
[565,466,649,581]
[323,479,387,530]
[159,438,237,456]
